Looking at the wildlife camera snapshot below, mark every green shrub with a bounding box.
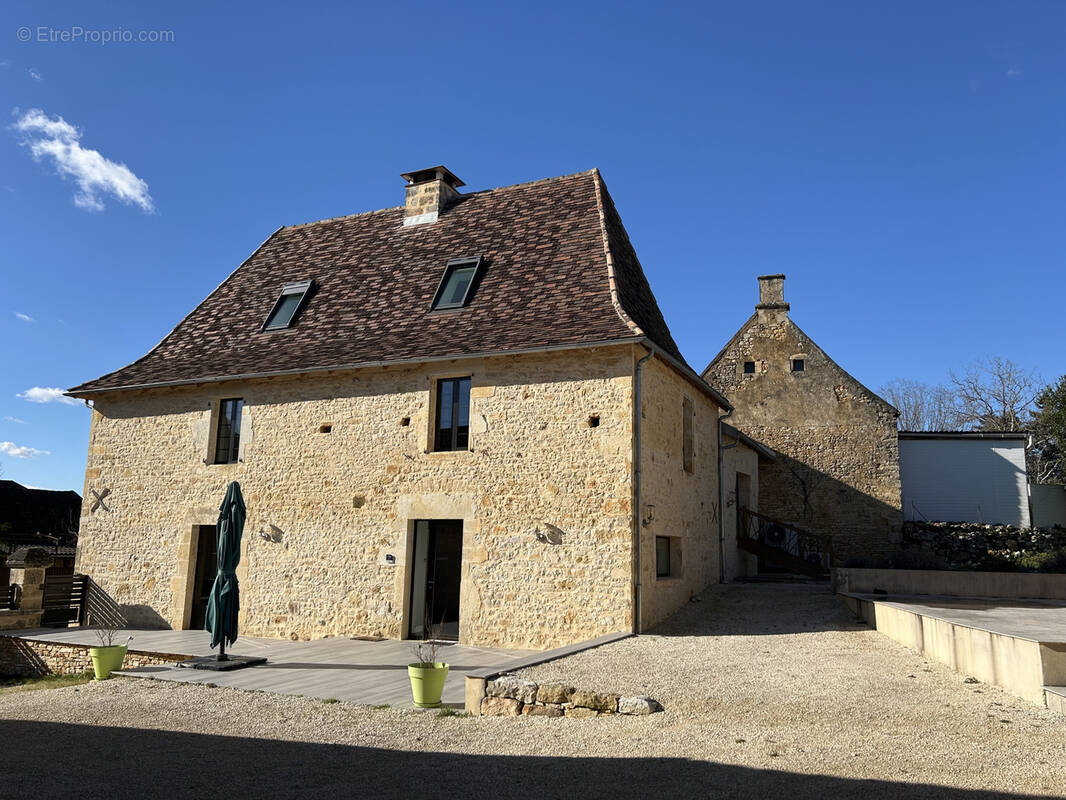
[1014,548,1066,573]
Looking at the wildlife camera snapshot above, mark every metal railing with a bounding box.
[738,508,834,575]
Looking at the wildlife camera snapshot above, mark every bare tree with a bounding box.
[950,357,1041,432]
[879,378,959,431]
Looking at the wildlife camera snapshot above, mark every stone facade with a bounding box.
[76,345,724,649]
[720,439,761,581]
[637,357,723,628]
[703,276,902,560]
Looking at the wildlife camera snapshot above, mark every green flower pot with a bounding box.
[89,644,127,681]
[408,662,449,708]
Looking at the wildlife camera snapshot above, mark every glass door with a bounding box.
[408,520,462,640]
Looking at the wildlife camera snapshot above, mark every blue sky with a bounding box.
[2,1,1063,492]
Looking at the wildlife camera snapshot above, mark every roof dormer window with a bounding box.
[431,256,482,311]
[263,280,313,331]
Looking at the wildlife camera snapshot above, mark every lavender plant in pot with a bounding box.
[89,618,130,681]
[408,625,449,708]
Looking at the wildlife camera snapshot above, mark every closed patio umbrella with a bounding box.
[205,481,246,661]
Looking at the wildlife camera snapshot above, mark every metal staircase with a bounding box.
[737,508,833,579]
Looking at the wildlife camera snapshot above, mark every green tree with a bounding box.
[1031,375,1066,485]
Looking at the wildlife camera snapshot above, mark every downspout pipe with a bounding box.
[717,407,735,583]
[632,345,655,635]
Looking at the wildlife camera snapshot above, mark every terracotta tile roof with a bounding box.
[70,170,691,394]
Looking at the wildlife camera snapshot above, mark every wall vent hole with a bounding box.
[319,424,333,434]
[588,415,601,428]
[400,416,411,427]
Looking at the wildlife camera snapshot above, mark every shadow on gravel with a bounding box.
[6,719,1049,800]
[650,583,868,637]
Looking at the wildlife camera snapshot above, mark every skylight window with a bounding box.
[263,280,313,331]
[431,256,482,311]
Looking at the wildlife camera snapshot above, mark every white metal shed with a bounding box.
[899,432,1030,527]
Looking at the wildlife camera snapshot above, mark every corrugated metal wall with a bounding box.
[900,438,1030,526]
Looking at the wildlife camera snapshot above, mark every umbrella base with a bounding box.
[177,655,267,671]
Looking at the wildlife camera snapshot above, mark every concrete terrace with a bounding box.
[843,592,1066,708]
[850,594,1066,643]
[5,627,537,708]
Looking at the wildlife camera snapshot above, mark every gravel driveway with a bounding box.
[2,583,1064,799]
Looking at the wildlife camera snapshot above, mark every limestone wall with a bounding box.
[636,357,723,629]
[75,347,637,650]
[704,312,902,560]
[721,441,760,582]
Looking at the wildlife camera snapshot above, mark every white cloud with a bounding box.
[1007,68,1022,78]
[12,108,154,213]
[0,61,10,68]
[14,312,34,323]
[0,440,49,459]
[17,386,80,406]
[3,416,27,424]
[27,68,42,81]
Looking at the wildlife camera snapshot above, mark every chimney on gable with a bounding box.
[401,166,464,226]
[756,274,789,322]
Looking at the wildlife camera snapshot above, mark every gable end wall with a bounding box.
[704,312,901,560]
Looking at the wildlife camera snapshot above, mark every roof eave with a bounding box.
[642,342,733,412]
[722,422,776,460]
[66,337,646,397]
[898,431,1030,440]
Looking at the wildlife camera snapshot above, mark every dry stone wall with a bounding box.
[480,674,661,718]
[0,636,182,677]
[76,348,638,650]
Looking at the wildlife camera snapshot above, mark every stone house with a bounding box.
[702,275,902,561]
[68,167,737,650]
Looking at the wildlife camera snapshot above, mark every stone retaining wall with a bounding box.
[0,637,184,677]
[893,521,1066,571]
[480,675,661,719]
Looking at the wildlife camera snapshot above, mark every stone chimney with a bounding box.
[401,166,464,226]
[756,274,789,323]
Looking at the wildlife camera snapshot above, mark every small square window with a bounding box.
[743,361,756,374]
[792,359,805,372]
[655,536,670,578]
[431,256,483,311]
[263,281,313,330]
[656,536,681,579]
